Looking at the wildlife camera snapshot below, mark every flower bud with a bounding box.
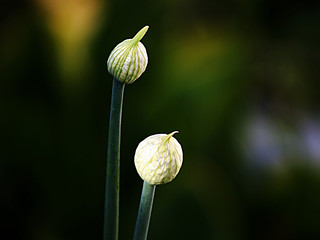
[107,26,149,84]
[134,131,183,185]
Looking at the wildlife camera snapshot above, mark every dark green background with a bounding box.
[1,0,320,239]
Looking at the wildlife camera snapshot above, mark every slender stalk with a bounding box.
[103,78,125,240]
[133,181,156,240]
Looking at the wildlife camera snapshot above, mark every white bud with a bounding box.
[107,26,149,84]
[134,131,183,185]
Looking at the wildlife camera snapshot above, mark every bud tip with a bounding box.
[167,131,179,138]
[132,25,149,44]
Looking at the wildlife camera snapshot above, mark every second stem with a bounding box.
[133,181,156,240]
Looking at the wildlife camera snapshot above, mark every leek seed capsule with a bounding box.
[134,131,183,185]
[107,26,149,84]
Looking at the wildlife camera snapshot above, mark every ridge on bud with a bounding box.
[134,131,183,185]
[107,26,149,84]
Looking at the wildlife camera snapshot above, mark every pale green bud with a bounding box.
[134,131,183,185]
[107,26,149,84]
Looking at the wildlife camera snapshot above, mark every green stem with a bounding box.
[103,78,125,240]
[133,181,156,240]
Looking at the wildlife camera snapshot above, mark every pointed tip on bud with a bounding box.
[168,131,179,137]
[165,131,179,141]
[132,26,149,44]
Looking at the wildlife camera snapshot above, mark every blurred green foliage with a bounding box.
[1,0,320,239]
